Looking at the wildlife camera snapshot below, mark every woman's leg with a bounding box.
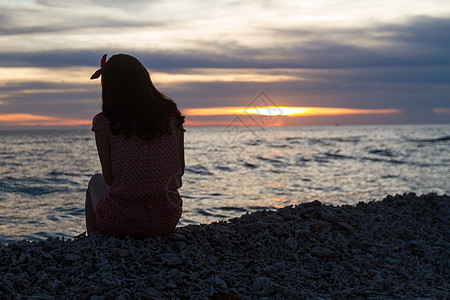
[85,191,97,235]
[85,173,109,235]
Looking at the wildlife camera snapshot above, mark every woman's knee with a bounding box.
[87,173,108,212]
[88,173,104,190]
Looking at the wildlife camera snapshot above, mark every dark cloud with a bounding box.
[1,81,92,91]
[1,81,100,118]
[0,49,249,68]
[166,77,450,109]
[0,1,169,36]
[0,51,105,68]
[0,19,163,36]
[1,16,449,71]
[381,16,450,48]
[263,16,450,69]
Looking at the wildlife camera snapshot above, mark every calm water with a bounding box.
[1,124,449,243]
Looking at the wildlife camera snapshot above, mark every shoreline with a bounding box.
[1,193,448,298]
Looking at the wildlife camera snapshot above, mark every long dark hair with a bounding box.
[101,54,184,139]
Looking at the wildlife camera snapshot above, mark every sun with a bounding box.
[241,106,308,116]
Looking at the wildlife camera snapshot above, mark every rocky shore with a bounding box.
[1,193,449,299]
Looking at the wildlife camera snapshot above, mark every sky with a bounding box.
[0,0,449,127]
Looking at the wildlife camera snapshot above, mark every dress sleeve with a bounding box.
[91,112,110,136]
[170,115,185,133]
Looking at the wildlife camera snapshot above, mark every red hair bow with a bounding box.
[90,54,107,79]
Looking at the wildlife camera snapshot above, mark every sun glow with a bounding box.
[183,106,400,117]
[242,107,308,116]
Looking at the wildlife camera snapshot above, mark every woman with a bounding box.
[85,54,185,238]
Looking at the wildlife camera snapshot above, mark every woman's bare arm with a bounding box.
[179,130,185,176]
[95,132,114,186]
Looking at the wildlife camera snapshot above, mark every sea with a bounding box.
[1,124,449,244]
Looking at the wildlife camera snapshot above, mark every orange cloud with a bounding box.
[0,113,90,126]
[184,119,235,127]
[433,107,450,115]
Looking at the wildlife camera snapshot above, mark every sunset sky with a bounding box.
[0,0,449,127]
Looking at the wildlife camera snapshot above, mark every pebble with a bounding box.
[252,277,274,296]
[143,286,164,299]
[114,248,129,258]
[0,193,448,299]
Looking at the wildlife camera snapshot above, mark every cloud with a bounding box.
[0,113,90,126]
[433,107,450,115]
[0,81,100,118]
[0,0,173,37]
[0,16,449,70]
[0,51,105,68]
[261,16,450,68]
[166,77,450,109]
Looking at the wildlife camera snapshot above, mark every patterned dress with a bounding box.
[92,112,183,238]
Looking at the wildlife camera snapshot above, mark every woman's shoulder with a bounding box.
[92,112,110,135]
[169,114,185,131]
[93,112,108,122]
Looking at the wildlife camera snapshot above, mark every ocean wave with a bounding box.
[257,156,288,167]
[215,166,234,172]
[243,162,258,168]
[0,177,67,196]
[323,152,354,160]
[409,136,450,143]
[368,149,398,157]
[185,165,214,176]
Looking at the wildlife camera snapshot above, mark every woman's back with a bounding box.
[85,54,185,238]
[92,112,183,200]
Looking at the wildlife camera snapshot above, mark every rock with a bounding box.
[210,292,241,299]
[168,233,187,242]
[310,246,336,257]
[285,237,298,250]
[159,253,183,266]
[252,277,274,296]
[65,253,81,262]
[143,287,164,299]
[212,276,228,290]
[114,248,129,258]
[317,208,335,222]
[338,222,353,230]
[51,279,61,290]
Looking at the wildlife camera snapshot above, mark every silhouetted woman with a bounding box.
[85,54,185,237]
